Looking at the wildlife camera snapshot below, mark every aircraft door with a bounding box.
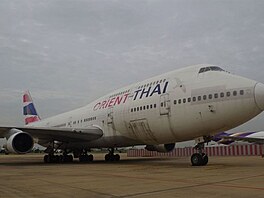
[160,93,170,115]
[107,107,114,124]
[129,119,158,144]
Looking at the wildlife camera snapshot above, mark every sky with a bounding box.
[1,0,264,146]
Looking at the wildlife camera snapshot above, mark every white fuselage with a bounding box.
[30,65,264,149]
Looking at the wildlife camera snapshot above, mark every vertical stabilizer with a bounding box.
[23,91,41,125]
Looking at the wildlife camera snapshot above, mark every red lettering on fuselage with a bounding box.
[108,97,116,107]
[93,93,130,111]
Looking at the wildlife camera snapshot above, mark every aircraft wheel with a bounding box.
[201,154,208,166]
[79,154,93,162]
[79,155,85,162]
[63,155,73,163]
[68,155,73,162]
[114,154,120,161]
[44,155,49,163]
[105,154,111,162]
[55,155,60,163]
[191,153,202,166]
[59,155,63,162]
[88,154,94,162]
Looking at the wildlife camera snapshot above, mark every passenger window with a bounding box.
[183,98,186,103]
[193,97,196,102]
[161,102,163,107]
[131,109,133,112]
[220,92,224,98]
[214,93,218,98]
[134,108,136,112]
[154,104,157,108]
[146,105,149,109]
[240,90,244,95]
[233,91,237,96]
[178,99,181,104]
[140,106,142,111]
[209,94,212,99]
[150,104,153,109]
[137,107,139,111]
[143,106,146,110]
[226,92,231,97]
[203,95,207,100]
[188,98,191,102]
[174,100,177,105]
[198,96,201,101]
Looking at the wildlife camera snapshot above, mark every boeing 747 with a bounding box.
[1,64,264,166]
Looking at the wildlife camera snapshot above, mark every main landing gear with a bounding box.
[43,141,73,163]
[44,152,73,163]
[78,150,94,163]
[105,148,120,162]
[191,142,209,166]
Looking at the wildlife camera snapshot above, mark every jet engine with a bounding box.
[145,143,175,153]
[5,129,34,154]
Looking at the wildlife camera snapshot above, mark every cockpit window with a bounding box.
[199,66,225,74]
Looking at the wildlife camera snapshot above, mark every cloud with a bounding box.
[0,0,264,134]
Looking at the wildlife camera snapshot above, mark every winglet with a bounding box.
[23,91,41,125]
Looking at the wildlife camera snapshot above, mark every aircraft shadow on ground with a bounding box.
[0,157,189,167]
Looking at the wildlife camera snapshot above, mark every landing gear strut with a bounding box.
[105,148,120,162]
[191,142,209,166]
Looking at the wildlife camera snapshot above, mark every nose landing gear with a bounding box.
[191,141,209,166]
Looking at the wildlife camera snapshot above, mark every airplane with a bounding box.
[0,64,264,166]
[213,131,264,145]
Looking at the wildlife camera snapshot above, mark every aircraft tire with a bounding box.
[63,155,73,163]
[88,154,94,162]
[114,154,120,161]
[105,154,111,161]
[79,154,93,162]
[191,153,202,166]
[201,154,208,166]
[44,155,49,163]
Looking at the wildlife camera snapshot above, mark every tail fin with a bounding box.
[23,91,41,125]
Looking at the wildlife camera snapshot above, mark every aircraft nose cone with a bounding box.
[255,83,264,111]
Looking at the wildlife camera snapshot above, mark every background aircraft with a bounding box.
[213,131,264,145]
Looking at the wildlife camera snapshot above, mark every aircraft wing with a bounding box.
[214,131,264,145]
[0,126,103,142]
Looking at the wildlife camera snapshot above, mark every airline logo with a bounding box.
[93,82,169,111]
[133,81,168,100]
[23,103,38,116]
[23,91,41,125]
[93,93,129,111]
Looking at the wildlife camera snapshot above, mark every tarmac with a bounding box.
[0,153,263,198]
